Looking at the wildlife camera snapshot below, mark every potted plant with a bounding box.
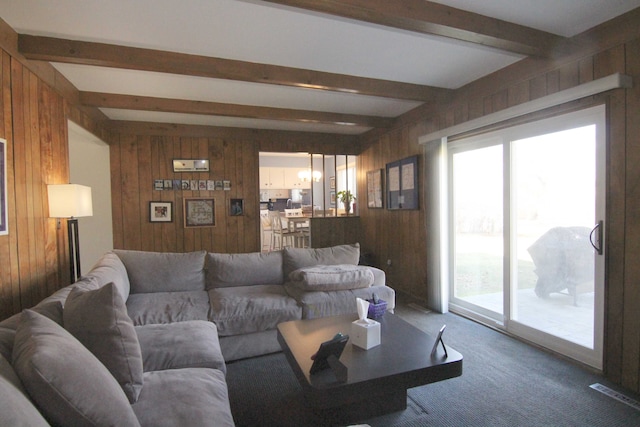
[336,190,356,214]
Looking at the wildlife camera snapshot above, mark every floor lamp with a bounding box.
[48,184,93,284]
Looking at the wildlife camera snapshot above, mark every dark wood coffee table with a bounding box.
[277,313,463,422]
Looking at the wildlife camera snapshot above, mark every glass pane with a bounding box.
[513,126,596,348]
[452,145,504,315]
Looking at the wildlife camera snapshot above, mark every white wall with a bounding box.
[68,121,113,274]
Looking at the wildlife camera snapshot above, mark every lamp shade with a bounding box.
[47,184,93,218]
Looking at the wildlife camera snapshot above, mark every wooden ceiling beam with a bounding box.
[263,0,566,57]
[19,35,451,103]
[80,91,394,128]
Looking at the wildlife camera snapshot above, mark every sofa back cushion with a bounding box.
[205,250,284,289]
[283,243,360,279]
[114,250,206,293]
[12,310,141,427]
[85,251,131,300]
[0,353,50,427]
[64,283,144,403]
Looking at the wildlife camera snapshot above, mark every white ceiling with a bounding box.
[1,0,639,135]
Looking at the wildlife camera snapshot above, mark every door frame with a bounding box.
[446,104,606,369]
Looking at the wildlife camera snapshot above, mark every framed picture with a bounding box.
[330,191,336,206]
[367,169,383,208]
[154,179,164,190]
[0,139,7,235]
[330,176,336,189]
[149,201,173,222]
[172,159,210,172]
[184,197,215,228]
[163,179,173,190]
[229,198,244,216]
[386,155,418,210]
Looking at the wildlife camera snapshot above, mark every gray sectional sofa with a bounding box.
[0,243,395,426]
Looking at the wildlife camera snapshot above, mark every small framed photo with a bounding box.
[230,198,244,216]
[207,180,215,190]
[181,180,190,190]
[190,180,198,191]
[163,179,173,190]
[184,197,215,228]
[198,180,207,190]
[223,180,231,191]
[215,180,223,190]
[149,201,173,222]
[330,191,336,206]
[330,176,336,189]
[154,179,164,190]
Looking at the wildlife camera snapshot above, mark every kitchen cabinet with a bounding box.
[261,167,310,190]
[284,168,310,189]
[260,167,285,189]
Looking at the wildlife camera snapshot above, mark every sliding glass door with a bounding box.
[448,105,605,369]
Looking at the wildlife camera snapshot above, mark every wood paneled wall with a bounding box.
[358,15,640,392]
[107,126,360,254]
[0,47,106,320]
[109,133,259,253]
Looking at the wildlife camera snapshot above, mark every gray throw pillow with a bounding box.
[283,243,361,278]
[288,264,374,291]
[64,282,144,403]
[12,310,141,427]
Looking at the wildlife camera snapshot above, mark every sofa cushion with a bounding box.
[114,249,206,293]
[0,327,15,362]
[12,310,141,427]
[0,301,63,360]
[132,368,234,427]
[126,290,211,326]
[0,353,50,427]
[64,283,144,403]
[205,250,283,289]
[283,243,360,278]
[0,300,64,332]
[208,285,301,336]
[288,264,374,291]
[135,321,226,373]
[284,284,396,319]
[85,251,131,300]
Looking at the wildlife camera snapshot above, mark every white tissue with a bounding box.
[356,297,373,325]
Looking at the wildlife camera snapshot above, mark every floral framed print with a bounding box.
[184,197,215,228]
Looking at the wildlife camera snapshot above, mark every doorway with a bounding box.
[448,105,605,369]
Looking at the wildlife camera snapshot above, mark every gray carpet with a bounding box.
[226,304,640,426]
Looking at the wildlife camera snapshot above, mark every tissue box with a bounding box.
[351,319,381,350]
